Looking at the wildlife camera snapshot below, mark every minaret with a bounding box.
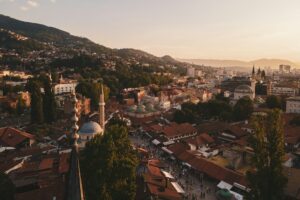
[68,92,85,200]
[71,92,79,145]
[99,85,105,133]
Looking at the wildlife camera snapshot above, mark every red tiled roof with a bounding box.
[167,143,189,155]
[146,182,182,200]
[188,155,247,186]
[147,164,163,178]
[15,179,65,200]
[169,144,247,186]
[58,153,70,174]
[39,158,54,171]
[162,123,197,138]
[185,133,215,146]
[0,127,34,147]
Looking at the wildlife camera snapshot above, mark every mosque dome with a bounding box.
[78,121,103,135]
[235,85,253,94]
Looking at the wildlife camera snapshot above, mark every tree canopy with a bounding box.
[265,95,283,110]
[233,97,253,121]
[246,109,287,200]
[81,124,138,200]
[76,81,110,108]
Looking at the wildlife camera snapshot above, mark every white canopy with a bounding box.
[163,140,175,146]
[171,182,185,194]
[0,147,15,153]
[161,170,175,179]
[152,139,160,145]
[182,162,191,168]
[161,147,173,155]
[217,181,233,190]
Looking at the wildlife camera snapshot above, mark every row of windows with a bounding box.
[288,103,300,108]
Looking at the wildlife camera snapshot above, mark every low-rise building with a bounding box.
[234,85,255,100]
[53,76,78,95]
[149,122,197,141]
[271,85,298,96]
[286,97,300,114]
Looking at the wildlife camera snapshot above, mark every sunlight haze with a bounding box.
[1,0,300,61]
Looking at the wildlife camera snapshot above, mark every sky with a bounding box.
[1,0,300,61]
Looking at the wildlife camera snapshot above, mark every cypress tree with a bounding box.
[246,109,287,200]
[43,77,57,123]
[30,81,44,124]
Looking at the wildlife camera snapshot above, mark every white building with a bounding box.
[286,97,300,114]
[53,76,78,95]
[271,86,298,97]
[234,85,255,100]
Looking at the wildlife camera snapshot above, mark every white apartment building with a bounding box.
[53,82,78,95]
[271,86,298,96]
[286,97,300,114]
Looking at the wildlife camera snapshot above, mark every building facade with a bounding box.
[286,97,300,114]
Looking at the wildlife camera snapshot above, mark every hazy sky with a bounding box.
[1,0,300,61]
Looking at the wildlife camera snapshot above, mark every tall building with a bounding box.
[99,85,105,132]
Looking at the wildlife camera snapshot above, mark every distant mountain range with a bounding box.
[2,14,297,71]
[178,58,300,69]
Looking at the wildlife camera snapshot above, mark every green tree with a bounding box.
[42,77,57,123]
[29,81,44,124]
[246,109,287,200]
[266,95,282,109]
[0,172,15,200]
[16,96,26,115]
[233,97,253,121]
[255,83,267,95]
[76,81,110,108]
[81,124,138,200]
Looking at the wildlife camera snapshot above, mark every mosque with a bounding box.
[75,86,106,148]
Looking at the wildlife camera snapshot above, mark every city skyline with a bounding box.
[1,0,300,61]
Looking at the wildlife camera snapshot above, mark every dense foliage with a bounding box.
[28,80,44,124]
[0,30,46,54]
[265,95,283,110]
[255,83,267,95]
[26,75,57,124]
[174,96,253,123]
[76,81,110,107]
[233,96,254,121]
[81,124,138,200]
[246,109,287,200]
[42,77,57,123]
